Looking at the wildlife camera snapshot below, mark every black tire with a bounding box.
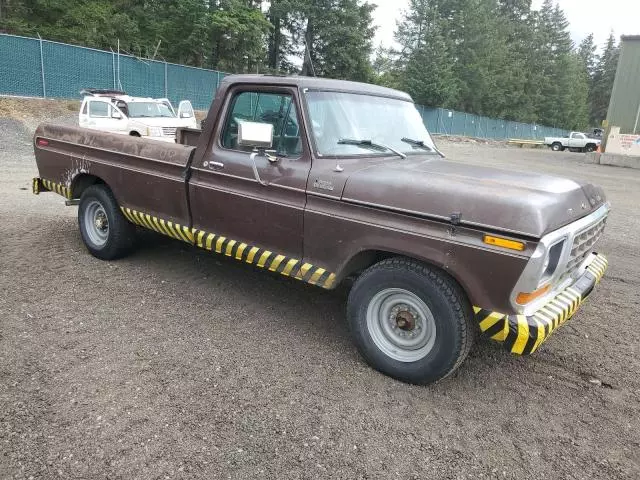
[585,144,596,153]
[347,257,475,385]
[551,142,563,152]
[129,131,141,137]
[78,184,136,260]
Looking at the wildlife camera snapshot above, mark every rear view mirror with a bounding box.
[238,121,273,149]
[180,112,192,118]
[111,111,122,119]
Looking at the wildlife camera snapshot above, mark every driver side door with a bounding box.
[188,86,310,263]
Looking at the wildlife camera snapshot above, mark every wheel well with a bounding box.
[339,250,394,281]
[70,174,105,199]
[129,131,141,136]
[585,143,596,148]
[339,249,472,301]
[340,250,464,287]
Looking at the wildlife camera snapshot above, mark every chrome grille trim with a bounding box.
[566,215,607,273]
[162,127,177,137]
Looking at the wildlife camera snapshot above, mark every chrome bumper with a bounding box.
[474,253,608,355]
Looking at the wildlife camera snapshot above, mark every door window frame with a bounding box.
[215,85,309,160]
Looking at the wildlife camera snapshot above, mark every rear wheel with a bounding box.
[347,258,475,384]
[551,142,563,152]
[78,184,135,260]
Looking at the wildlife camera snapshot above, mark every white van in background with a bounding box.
[79,89,196,142]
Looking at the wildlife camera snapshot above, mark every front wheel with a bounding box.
[584,144,596,153]
[347,258,475,384]
[78,184,136,260]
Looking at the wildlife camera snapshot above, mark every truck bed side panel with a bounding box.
[34,124,194,225]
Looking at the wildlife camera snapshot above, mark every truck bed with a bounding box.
[34,123,194,225]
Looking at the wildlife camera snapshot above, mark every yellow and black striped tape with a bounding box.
[474,254,608,355]
[121,207,337,289]
[33,177,72,199]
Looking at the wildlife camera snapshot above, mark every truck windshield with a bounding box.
[127,102,176,118]
[305,91,437,157]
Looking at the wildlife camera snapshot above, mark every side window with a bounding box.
[89,101,110,118]
[81,102,88,115]
[221,91,302,157]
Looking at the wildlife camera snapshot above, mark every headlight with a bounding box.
[538,240,565,287]
[510,235,568,313]
[147,126,163,137]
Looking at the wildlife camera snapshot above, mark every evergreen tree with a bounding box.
[578,33,598,77]
[590,33,620,126]
[391,0,459,107]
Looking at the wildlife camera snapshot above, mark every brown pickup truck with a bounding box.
[32,75,609,384]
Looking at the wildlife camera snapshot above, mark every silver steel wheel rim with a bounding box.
[366,288,437,363]
[84,200,109,247]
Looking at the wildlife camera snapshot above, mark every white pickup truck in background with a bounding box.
[544,131,601,153]
[78,89,197,142]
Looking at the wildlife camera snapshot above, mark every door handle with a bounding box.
[250,152,269,186]
[204,161,224,169]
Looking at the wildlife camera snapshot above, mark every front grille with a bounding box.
[566,214,607,272]
[162,127,177,137]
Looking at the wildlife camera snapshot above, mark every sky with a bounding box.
[373,0,640,50]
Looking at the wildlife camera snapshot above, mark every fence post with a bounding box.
[37,33,46,98]
[111,50,116,88]
[164,62,168,98]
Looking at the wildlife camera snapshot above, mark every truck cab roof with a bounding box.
[220,74,413,102]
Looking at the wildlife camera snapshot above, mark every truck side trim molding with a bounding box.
[120,207,337,289]
[33,177,72,200]
[474,254,607,355]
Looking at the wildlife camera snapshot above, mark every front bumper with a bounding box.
[474,253,608,355]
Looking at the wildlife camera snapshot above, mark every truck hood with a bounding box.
[341,157,606,237]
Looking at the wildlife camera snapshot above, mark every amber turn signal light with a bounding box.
[516,285,551,305]
[483,235,525,251]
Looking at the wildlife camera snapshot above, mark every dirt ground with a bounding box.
[1,105,639,479]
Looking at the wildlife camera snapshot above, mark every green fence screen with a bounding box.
[0,33,568,140]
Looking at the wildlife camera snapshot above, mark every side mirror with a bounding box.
[180,112,192,118]
[238,121,273,149]
[112,111,122,119]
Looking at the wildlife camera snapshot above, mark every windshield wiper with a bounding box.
[401,137,445,157]
[400,137,433,151]
[337,138,406,159]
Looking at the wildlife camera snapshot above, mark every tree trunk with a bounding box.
[301,19,314,76]
[268,15,281,71]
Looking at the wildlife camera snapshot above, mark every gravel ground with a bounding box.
[1,115,639,480]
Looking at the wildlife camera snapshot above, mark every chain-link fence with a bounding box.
[418,105,568,140]
[0,33,226,110]
[0,33,568,139]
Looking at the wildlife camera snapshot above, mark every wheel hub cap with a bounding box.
[94,213,108,231]
[83,200,109,247]
[394,309,416,331]
[366,288,437,363]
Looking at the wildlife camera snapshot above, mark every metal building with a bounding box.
[606,35,640,134]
